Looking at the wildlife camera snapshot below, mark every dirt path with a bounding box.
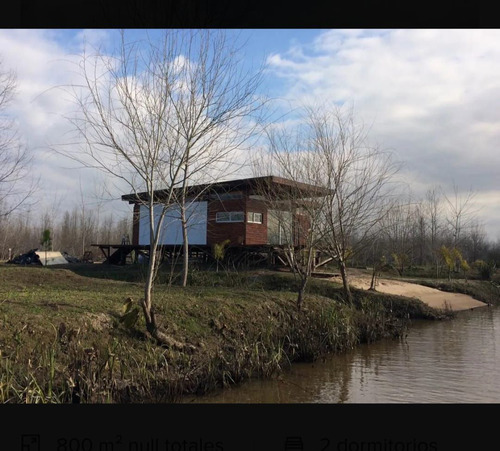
[337,275,487,311]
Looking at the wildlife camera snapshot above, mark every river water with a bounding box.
[185,305,500,403]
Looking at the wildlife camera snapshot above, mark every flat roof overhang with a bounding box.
[121,176,329,204]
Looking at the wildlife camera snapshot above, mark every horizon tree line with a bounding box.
[0,205,131,262]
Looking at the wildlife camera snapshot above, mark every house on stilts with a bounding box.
[93,175,330,268]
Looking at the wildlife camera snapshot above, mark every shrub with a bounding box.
[474,260,496,280]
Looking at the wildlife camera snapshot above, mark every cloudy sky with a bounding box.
[1,29,499,239]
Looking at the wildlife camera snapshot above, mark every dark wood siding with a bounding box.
[207,196,269,246]
[245,198,267,245]
[207,198,247,246]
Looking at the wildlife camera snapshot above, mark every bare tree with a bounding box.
[413,202,427,266]
[464,219,487,263]
[0,60,37,217]
[60,30,265,345]
[254,127,328,310]
[310,105,400,303]
[254,105,399,306]
[443,184,477,273]
[0,209,39,259]
[163,30,265,286]
[443,184,477,249]
[424,187,442,251]
[380,196,418,276]
[422,186,443,276]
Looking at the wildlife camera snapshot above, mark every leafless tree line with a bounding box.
[355,184,496,276]
[0,205,131,261]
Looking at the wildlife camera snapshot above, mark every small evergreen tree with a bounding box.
[40,229,52,266]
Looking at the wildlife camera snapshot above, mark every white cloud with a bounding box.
[0,29,124,219]
[267,29,500,239]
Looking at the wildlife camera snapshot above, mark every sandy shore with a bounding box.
[336,275,487,311]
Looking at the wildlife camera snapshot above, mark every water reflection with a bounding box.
[185,307,500,403]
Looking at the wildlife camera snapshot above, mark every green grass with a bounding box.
[0,263,467,403]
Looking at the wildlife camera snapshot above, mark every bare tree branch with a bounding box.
[0,59,38,217]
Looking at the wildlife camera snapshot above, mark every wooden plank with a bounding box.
[314,256,334,270]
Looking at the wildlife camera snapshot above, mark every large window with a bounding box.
[247,212,263,224]
[216,211,244,223]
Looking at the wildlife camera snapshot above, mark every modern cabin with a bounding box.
[121,176,326,249]
[93,176,327,265]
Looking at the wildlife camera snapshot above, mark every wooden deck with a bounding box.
[91,243,211,265]
[91,243,334,269]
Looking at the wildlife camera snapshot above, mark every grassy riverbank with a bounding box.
[0,264,458,403]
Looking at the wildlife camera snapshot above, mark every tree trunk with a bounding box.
[369,265,377,291]
[181,204,189,287]
[141,254,183,348]
[339,259,353,304]
[141,208,176,346]
[296,277,308,311]
[141,250,160,337]
[141,296,183,348]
